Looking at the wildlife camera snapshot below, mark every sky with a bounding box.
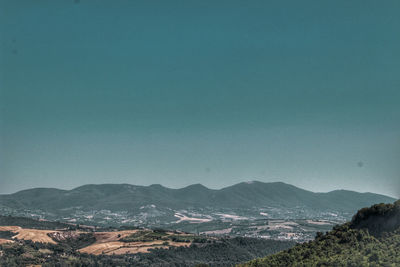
[1,0,399,198]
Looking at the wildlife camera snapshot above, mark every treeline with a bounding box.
[127,237,295,266]
[0,215,70,230]
[0,236,295,266]
[350,201,400,236]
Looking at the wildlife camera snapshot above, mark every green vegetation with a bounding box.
[120,229,210,243]
[3,200,399,266]
[0,233,294,266]
[0,215,70,230]
[120,230,169,242]
[48,232,97,250]
[240,201,400,267]
[169,234,208,243]
[0,230,14,239]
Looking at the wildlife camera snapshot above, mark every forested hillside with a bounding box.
[0,215,71,230]
[0,236,294,267]
[240,200,400,267]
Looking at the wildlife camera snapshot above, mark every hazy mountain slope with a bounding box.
[213,182,321,208]
[0,188,68,209]
[316,189,398,212]
[0,181,395,215]
[239,201,400,267]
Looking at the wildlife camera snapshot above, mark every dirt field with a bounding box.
[79,240,190,255]
[0,226,192,255]
[0,226,57,244]
[78,230,191,255]
[92,230,139,243]
[0,238,14,244]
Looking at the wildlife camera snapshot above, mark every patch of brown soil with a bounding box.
[0,225,57,244]
[13,229,57,244]
[79,239,191,255]
[0,226,192,255]
[109,245,169,255]
[0,226,21,232]
[0,238,14,244]
[92,230,139,243]
[79,241,124,255]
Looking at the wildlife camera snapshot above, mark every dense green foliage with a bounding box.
[0,236,294,266]
[0,230,14,239]
[120,229,209,244]
[350,201,400,236]
[48,232,97,250]
[240,201,400,267]
[120,229,169,242]
[0,215,70,230]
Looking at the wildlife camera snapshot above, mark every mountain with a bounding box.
[0,181,396,239]
[239,200,400,266]
[0,181,394,214]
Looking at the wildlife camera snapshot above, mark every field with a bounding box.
[78,230,193,255]
[0,226,57,244]
[0,216,296,266]
[0,225,199,256]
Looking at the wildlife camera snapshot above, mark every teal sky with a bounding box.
[1,0,399,197]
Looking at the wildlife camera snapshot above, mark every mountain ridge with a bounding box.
[0,181,395,214]
[2,180,395,197]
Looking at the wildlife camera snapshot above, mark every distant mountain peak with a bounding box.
[149,184,166,188]
[181,183,209,190]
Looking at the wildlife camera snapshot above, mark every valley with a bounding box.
[0,181,393,243]
[1,200,399,266]
[0,216,295,266]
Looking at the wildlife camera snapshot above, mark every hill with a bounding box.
[0,218,295,267]
[0,181,394,214]
[0,215,70,230]
[239,200,400,267]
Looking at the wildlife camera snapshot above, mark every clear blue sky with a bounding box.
[1,0,399,197]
